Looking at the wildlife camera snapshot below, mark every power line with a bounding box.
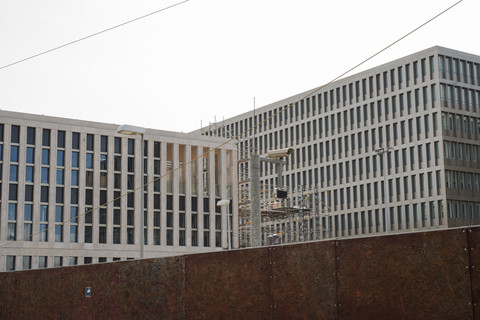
[0,0,463,249]
[0,0,191,71]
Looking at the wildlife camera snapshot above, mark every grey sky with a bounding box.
[0,0,477,132]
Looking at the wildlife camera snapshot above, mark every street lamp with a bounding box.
[117,124,147,259]
[375,147,393,234]
[217,199,231,250]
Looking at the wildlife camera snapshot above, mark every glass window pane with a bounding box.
[86,153,93,169]
[72,132,80,149]
[24,224,33,241]
[27,127,35,144]
[8,203,17,220]
[41,167,49,183]
[57,150,64,166]
[72,151,79,168]
[39,224,48,242]
[10,165,18,181]
[24,204,33,221]
[56,169,64,185]
[11,125,20,143]
[42,149,49,165]
[26,166,34,183]
[100,154,107,170]
[9,183,18,200]
[70,225,77,242]
[55,206,63,222]
[40,205,48,221]
[55,225,63,242]
[7,223,16,240]
[57,131,65,148]
[10,146,19,162]
[71,170,79,186]
[42,129,51,146]
[70,207,78,223]
[26,147,34,163]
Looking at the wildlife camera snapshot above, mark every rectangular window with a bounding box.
[42,129,51,146]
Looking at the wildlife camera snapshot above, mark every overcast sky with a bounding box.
[0,0,478,133]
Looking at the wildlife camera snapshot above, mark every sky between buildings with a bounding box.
[0,0,478,133]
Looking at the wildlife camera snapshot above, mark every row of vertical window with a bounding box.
[439,83,480,111]
[0,124,229,248]
[212,56,437,139]
[243,90,438,160]
[275,168,442,211]
[5,255,128,271]
[441,112,480,137]
[267,199,447,241]
[443,141,480,163]
[438,55,480,85]
[445,170,480,191]
[258,134,440,192]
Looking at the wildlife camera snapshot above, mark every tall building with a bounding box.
[199,46,480,246]
[0,111,237,272]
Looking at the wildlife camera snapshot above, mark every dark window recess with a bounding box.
[41,186,49,202]
[127,193,134,208]
[86,134,94,151]
[114,137,121,153]
[85,189,93,205]
[154,142,160,157]
[84,227,92,243]
[25,185,34,201]
[56,187,64,203]
[72,132,80,149]
[42,129,51,146]
[101,136,108,152]
[203,198,209,212]
[112,191,120,206]
[71,188,78,204]
[127,211,134,225]
[85,211,92,224]
[179,196,185,211]
[215,198,221,213]
[100,190,107,205]
[57,131,65,148]
[11,125,20,143]
[27,127,35,145]
[167,195,173,210]
[9,184,18,201]
[191,197,198,212]
[128,139,134,155]
[154,194,160,209]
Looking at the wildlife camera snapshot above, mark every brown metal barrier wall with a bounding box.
[1,227,479,319]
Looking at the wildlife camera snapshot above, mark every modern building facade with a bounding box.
[199,46,480,245]
[0,111,237,272]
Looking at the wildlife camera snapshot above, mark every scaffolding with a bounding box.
[201,118,333,248]
[262,187,332,245]
[237,146,334,247]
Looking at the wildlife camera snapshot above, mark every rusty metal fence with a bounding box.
[2,227,480,319]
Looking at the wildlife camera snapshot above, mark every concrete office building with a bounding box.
[200,46,480,245]
[0,110,237,272]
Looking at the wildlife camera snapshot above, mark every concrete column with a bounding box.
[251,154,261,247]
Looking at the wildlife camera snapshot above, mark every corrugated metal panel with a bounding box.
[336,229,472,319]
[467,227,480,318]
[271,242,337,319]
[2,227,480,319]
[4,268,62,319]
[185,248,272,319]
[116,257,185,319]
